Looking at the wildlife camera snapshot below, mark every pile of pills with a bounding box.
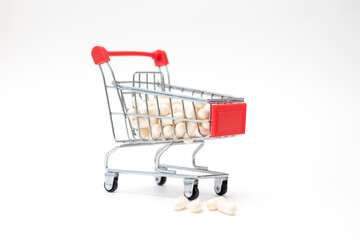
[206,196,237,215]
[173,196,237,215]
[127,96,210,141]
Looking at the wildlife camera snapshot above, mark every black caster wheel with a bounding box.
[155,176,167,185]
[104,176,118,192]
[185,185,199,201]
[215,180,228,196]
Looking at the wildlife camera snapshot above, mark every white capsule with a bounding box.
[217,198,237,216]
[131,97,147,114]
[198,108,210,120]
[163,125,174,139]
[184,102,196,119]
[138,103,147,115]
[201,122,210,130]
[173,112,184,124]
[131,117,150,129]
[151,124,162,139]
[187,122,202,137]
[194,102,206,109]
[160,112,184,126]
[148,106,159,115]
[206,197,225,211]
[175,122,186,138]
[161,114,174,126]
[189,199,203,213]
[139,128,149,139]
[186,122,196,137]
[148,104,170,116]
[159,104,170,116]
[171,104,183,113]
[140,117,157,128]
[173,196,188,211]
[199,126,209,136]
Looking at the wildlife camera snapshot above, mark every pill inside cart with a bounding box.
[127,97,211,141]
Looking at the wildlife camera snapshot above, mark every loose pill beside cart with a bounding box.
[173,196,237,215]
[91,46,247,200]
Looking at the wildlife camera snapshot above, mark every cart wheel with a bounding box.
[104,176,118,192]
[184,185,199,200]
[215,180,228,196]
[155,176,167,185]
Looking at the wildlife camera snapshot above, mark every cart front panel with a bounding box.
[210,103,247,137]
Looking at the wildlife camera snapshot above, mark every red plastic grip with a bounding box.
[91,46,169,67]
[210,103,247,137]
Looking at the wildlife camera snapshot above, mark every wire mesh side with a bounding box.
[100,62,243,143]
[123,90,211,142]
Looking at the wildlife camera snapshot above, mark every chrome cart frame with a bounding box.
[92,46,245,200]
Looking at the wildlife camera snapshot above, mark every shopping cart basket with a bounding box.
[91,46,247,200]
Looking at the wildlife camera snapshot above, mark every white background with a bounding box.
[1,0,360,239]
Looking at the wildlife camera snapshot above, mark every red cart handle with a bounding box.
[91,46,169,67]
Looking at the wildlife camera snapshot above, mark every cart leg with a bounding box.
[154,141,208,171]
[192,141,208,170]
[104,145,122,170]
[104,145,123,192]
[154,144,175,185]
[154,143,176,174]
[184,178,199,200]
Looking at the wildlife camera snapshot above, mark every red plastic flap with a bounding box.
[210,103,247,137]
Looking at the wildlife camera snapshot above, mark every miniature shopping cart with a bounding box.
[91,46,247,200]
